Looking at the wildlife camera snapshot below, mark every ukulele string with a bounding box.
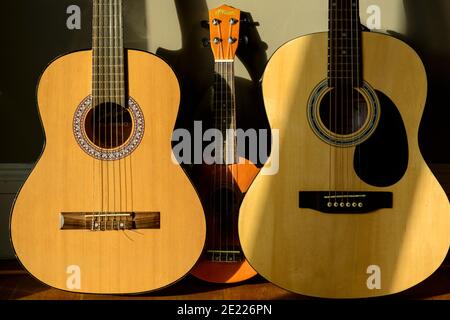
[218,23,224,262]
[225,21,232,261]
[229,20,237,259]
[212,58,219,262]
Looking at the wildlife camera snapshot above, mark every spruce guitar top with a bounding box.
[10,0,206,294]
[189,5,258,284]
[239,0,450,298]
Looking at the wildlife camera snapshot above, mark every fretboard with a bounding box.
[328,0,362,88]
[92,0,125,106]
[213,61,237,164]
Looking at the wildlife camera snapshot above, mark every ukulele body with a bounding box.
[239,32,450,298]
[190,160,259,283]
[10,49,206,294]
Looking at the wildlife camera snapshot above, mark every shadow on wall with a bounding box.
[156,0,270,168]
[0,0,148,163]
[402,0,450,164]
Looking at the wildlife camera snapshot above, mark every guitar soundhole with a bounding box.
[319,88,369,135]
[84,103,133,149]
[307,80,380,147]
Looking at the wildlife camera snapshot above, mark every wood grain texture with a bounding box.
[190,160,259,283]
[10,50,206,294]
[239,32,450,298]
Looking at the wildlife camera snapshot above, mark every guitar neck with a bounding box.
[92,0,126,106]
[328,0,363,88]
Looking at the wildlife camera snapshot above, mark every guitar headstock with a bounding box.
[208,5,241,61]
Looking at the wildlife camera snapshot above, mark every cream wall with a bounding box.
[145,0,407,79]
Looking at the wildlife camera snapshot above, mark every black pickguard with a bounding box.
[354,90,409,187]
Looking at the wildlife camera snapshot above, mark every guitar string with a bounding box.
[351,0,355,204]
[341,0,345,204]
[119,0,127,231]
[331,2,339,202]
[92,0,98,231]
[344,0,349,207]
[355,0,362,202]
[118,0,123,230]
[356,0,362,199]
[113,0,118,230]
[328,0,332,205]
[109,0,114,230]
[100,0,105,230]
[345,0,355,206]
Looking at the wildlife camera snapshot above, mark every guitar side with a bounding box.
[10,49,206,294]
[239,32,450,298]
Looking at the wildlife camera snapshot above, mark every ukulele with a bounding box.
[239,0,450,298]
[10,0,206,294]
[189,5,258,283]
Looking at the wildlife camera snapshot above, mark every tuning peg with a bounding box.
[200,20,210,29]
[228,37,237,44]
[201,38,210,47]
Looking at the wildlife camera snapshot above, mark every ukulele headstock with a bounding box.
[208,5,241,61]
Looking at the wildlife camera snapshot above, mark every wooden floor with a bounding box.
[1,259,450,300]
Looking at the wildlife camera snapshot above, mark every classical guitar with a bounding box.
[10,0,205,294]
[239,0,450,298]
[189,5,258,283]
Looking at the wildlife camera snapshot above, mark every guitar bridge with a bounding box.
[60,212,160,231]
[299,192,393,214]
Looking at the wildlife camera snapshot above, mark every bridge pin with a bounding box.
[358,202,364,208]
[327,202,333,208]
[346,202,351,207]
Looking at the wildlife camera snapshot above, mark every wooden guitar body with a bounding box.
[10,49,206,294]
[239,32,450,298]
[190,160,259,283]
